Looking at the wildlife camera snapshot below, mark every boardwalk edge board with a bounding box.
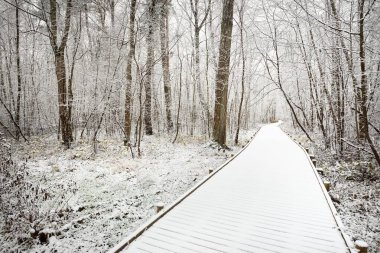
[282,127,356,253]
[108,127,263,253]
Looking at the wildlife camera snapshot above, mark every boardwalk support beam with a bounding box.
[323,181,331,191]
[155,202,164,213]
[355,240,368,253]
[316,167,324,175]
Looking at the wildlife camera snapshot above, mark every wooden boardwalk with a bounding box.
[110,124,354,253]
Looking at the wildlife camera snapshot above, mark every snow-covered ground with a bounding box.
[317,154,380,253]
[4,124,378,252]
[2,130,255,253]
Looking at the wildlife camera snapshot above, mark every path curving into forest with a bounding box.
[111,123,354,253]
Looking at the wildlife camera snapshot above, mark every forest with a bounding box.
[0,0,379,252]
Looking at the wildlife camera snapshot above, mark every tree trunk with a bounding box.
[235,4,245,145]
[328,0,344,154]
[204,22,211,137]
[144,0,155,135]
[159,1,173,131]
[358,0,368,140]
[0,50,6,101]
[309,27,335,146]
[357,0,380,166]
[267,25,313,142]
[49,0,73,148]
[68,13,82,142]
[124,0,137,144]
[110,0,115,28]
[190,0,211,135]
[55,53,70,147]
[329,0,361,141]
[173,53,183,144]
[15,0,22,140]
[213,0,235,147]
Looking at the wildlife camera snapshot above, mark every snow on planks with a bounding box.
[112,123,354,253]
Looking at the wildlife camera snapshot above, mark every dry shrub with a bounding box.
[0,132,77,251]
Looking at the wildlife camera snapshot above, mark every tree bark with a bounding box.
[357,0,380,166]
[124,0,137,144]
[159,0,173,131]
[144,0,155,135]
[49,0,73,148]
[15,0,22,140]
[328,0,344,153]
[358,0,368,140]
[110,0,115,28]
[213,0,235,147]
[0,50,6,101]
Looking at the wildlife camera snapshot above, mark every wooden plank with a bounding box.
[108,128,260,253]
[111,124,354,253]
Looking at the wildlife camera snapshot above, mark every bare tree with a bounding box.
[46,0,73,148]
[190,0,211,134]
[260,3,313,142]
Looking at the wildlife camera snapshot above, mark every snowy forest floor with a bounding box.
[1,130,256,253]
[1,124,379,252]
[284,124,380,253]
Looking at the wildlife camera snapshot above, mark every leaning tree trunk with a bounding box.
[213,0,235,147]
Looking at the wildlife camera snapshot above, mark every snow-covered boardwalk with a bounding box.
[111,124,353,253]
